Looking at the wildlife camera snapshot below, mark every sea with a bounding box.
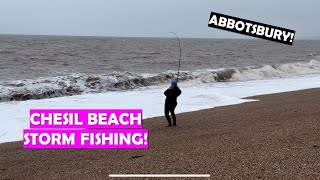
[1,35,320,143]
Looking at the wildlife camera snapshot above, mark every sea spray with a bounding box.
[1,60,320,102]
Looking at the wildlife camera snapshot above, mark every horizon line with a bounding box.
[0,33,319,40]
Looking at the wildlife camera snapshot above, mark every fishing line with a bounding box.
[169,32,181,82]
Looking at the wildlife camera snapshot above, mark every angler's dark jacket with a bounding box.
[164,86,181,105]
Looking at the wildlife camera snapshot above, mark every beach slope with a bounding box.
[1,89,320,179]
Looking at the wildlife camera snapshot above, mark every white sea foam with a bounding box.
[231,59,320,81]
[0,73,320,143]
[1,60,320,102]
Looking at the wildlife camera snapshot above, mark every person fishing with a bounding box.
[164,79,181,127]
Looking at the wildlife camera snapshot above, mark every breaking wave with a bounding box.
[231,59,320,81]
[0,60,320,102]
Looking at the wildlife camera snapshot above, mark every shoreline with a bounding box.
[0,86,314,145]
[1,88,320,179]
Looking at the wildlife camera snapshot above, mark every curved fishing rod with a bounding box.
[169,32,181,82]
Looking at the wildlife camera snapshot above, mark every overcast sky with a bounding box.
[0,0,319,39]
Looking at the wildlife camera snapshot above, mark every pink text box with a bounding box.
[30,109,142,129]
[23,129,148,149]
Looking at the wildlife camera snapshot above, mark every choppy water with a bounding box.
[1,35,320,143]
[1,35,320,102]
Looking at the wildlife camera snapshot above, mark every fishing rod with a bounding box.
[169,32,181,82]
